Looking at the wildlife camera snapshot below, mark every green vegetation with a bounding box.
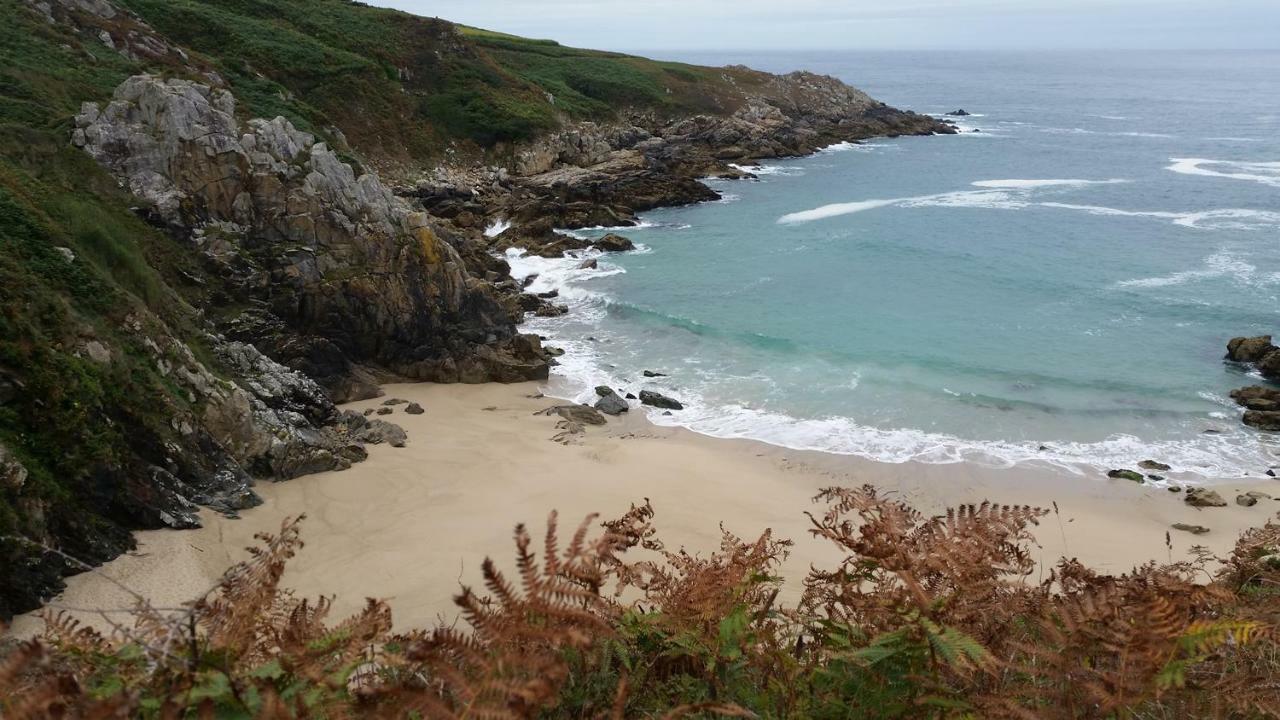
[105,0,757,163]
[4,491,1278,718]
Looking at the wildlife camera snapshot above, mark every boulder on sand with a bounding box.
[1185,488,1227,508]
[1107,469,1144,483]
[594,386,629,415]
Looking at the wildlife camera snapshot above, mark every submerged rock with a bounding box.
[1138,460,1172,472]
[946,109,971,117]
[639,390,684,410]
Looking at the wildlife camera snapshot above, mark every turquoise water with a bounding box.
[508,51,1280,479]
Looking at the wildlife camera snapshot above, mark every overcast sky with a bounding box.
[371,1,1278,52]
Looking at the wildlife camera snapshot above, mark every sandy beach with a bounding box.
[8,381,1279,637]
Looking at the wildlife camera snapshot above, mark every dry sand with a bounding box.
[8,381,1280,637]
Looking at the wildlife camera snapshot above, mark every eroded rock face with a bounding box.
[74,75,548,395]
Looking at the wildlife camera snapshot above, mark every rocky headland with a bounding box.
[0,0,953,618]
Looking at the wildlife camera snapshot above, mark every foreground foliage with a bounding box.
[3,487,1278,718]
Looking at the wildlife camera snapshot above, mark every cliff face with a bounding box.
[73,75,548,397]
[1,0,950,618]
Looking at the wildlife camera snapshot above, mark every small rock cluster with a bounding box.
[1225,335,1280,431]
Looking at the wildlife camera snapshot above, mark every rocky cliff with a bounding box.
[1,0,951,619]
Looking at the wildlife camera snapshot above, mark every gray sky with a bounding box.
[371,1,1278,51]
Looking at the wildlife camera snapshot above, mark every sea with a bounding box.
[501,50,1280,482]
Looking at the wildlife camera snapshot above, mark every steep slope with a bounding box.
[0,0,949,618]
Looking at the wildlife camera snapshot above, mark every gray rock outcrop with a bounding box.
[74,75,548,397]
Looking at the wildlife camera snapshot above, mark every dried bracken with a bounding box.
[1,490,1277,719]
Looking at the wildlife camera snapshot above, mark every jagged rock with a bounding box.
[404,402,425,415]
[1185,488,1227,507]
[1231,386,1280,412]
[534,304,569,317]
[1138,460,1171,472]
[594,387,629,416]
[126,467,203,530]
[1172,523,1210,535]
[75,75,547,392]
[0,445,28,491]
[946,109,971,117]
[639,390,684,410]
[1227,335,1276,363]
[1257,352,1280,379]
[491,218,590,258]
[1243,410,1280,431]
[1107,469,1144,483]
[592,233,635,252]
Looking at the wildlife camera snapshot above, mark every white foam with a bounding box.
[1167,158,1280,188]
[536,347,1272,480]
[972,178,1127,189]
[779,178,1125,225]
[1116,250,1273,289]
[483,218,511,238]
[559,220,658,240]
[1042,203,1280,231]
[1039,127,1173,139]
[730,163,806,177]
[779,197,908,224]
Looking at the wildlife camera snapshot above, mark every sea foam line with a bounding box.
[1167,158,1280,188]
[502,238,1274,483]
[777,178,1126,224]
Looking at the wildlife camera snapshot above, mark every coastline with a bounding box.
[10,381,1277,637]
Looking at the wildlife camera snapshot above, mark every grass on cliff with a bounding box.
[109,0,757,167]
[3,491,1279,719]
[0,0,224,610]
